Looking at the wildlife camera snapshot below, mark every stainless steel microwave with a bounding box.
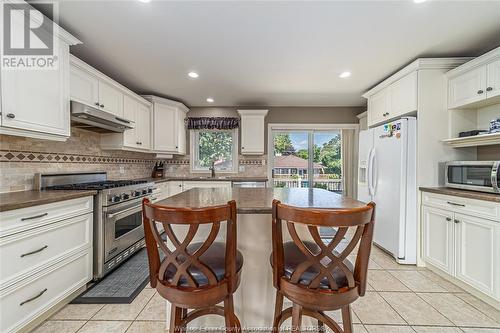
[445,161,500,194]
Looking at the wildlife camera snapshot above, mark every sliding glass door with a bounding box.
[271,130,342,193]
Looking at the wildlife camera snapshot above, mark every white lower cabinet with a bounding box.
[455,213,499,297]
[182,181,232,191]
[422,192,500,302]
[0,197,94,333]
[168,181,185,196]
[422,206,454,274]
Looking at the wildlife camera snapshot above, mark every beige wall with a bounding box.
[186,106,364,154]
[477,145,500,160]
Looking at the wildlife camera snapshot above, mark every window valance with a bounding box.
[186,117,240,130]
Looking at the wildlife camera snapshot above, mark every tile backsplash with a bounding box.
[0,128,267,193]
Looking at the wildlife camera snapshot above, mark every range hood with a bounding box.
[70,101,134,133]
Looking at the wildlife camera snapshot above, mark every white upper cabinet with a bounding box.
[0,7,81,141]
[486,57,500,99]
[70,57,124,117]
[143,95,189,155]
[390,71,418,117]
[448,66,487,109]
[98,80,124,117]
[367,89,389,127]
[447,47,500,109]
[101,94,151,152]
[238,109,268,155]
[69,65,99,108]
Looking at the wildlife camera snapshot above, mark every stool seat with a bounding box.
[165,242,244,287]
[281,241,353,289]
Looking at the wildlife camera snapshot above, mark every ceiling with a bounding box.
[40,1,500,107]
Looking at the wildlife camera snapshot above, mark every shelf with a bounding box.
[443,132,500,148]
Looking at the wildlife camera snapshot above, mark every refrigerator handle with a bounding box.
[367,148,373,196]
[368,148,376,196]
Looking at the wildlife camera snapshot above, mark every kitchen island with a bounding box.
[155,187,367,329]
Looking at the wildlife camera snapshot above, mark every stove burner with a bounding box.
[46,179,148,190]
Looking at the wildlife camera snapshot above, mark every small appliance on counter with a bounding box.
[445,161,500,194]
[151,162,164,178]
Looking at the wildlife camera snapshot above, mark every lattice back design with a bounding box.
[286,223,364,290]
[272,201,375,293]
[142,199,237,290]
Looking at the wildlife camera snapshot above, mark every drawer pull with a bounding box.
[454,219,460,224]
[20,245,48,257]
[19,288,47,306]
[445,217,452,221]
[447,201,465,207]
[21,213,48,221]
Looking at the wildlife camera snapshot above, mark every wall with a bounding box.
[477,145,500,160]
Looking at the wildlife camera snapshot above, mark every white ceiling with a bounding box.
[45,1,500,107]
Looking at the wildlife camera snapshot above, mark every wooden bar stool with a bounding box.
[142,198,242,333]
[271,200,375,333]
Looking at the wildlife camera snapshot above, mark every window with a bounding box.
[190,129,238,173]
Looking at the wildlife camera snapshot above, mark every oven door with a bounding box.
[446,162,498,193]
[103,200,145,263]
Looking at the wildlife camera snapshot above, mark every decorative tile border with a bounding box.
[0,150,156,164]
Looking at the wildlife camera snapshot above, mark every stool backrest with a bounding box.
[142,198,238,291]
[272,200,375,295]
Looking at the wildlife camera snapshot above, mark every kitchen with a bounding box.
[1,1,500,333]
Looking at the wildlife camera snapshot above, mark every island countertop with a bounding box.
[155,187,367,214]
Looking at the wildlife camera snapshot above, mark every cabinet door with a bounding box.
[486,58,500,99]
[448,66,487,109]
[367,89,389,127]
[153,104,177,152]
[455,213,499,298]
[422,206,454,274]
[241,115,264,154]
[137,103,151,150]
[168,181,184,196]
[183,181,231,190]
[1,43,69,137]
[70,66,99,107]
[122,95,138,148]
[177,110,186,155]
[390,71,418,117]
[98,81,123,117]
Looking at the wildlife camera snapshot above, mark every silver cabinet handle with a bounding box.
[6,113,15,119]
[477,89,484,94]
[21,213,48,221]
[486,87,493,92]
[20,288,47,306]
[100,104,104,108]
[95,102,100,106]
[454,219,460,224]
[445,217,452,221]
[447,201,465,207]
[21,245,48,257]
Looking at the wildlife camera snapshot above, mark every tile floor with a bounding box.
[32,245,500,333]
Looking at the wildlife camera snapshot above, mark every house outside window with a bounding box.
[190,129,238,173]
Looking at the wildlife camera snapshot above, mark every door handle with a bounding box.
[106,204,142,219]
[368,148,376,196]
[6,113,15,119]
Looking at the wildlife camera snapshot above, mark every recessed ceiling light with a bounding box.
[188,72,199,78]
[206,97,214,103]
[339,71,352,79]
[414,0,427,3]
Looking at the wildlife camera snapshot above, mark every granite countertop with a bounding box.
[0,190,97,212]
[155,187,366,214]
[145,176,268,184]
[419,187,500,203]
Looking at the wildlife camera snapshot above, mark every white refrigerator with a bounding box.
[357,117,417,264]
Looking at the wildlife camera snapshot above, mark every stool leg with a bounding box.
[224,294,240,333]
[341,305,353,333]
[273,290,284,330]
[170,305,182,333]
[317,320,325,333]
[291,303,302,333]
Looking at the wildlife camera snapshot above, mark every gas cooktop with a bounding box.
[45,179,149,191]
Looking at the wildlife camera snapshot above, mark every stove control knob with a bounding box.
[133,191,141,197]
[121,193,130,200]
[142,189,148,195]
[147,188,153,194]
[110,195,121,203]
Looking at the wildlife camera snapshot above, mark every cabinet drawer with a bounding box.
[422,192,500,221]
[0,250,92,333]
[0,196,93,238]
[0,213,92,287]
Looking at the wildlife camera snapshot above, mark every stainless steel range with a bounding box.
[36,172,155,280]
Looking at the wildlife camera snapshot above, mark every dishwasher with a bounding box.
[232,181,267,188]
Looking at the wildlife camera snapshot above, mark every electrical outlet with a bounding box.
[119,165,125,174]
[239,165,245,172]
[262,159,266,166]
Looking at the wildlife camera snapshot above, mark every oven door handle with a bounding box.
[106,204,143,220]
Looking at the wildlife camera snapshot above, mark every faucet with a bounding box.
[209,160,216,178]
